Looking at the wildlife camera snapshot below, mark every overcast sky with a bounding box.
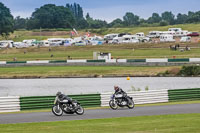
[1,0,200,22]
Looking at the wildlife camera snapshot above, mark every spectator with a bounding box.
[13,57,17,61]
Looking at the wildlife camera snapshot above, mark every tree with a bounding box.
[14,16,27,30]
[176,13,188,24]
[159,20,169,26]
[85,13,107,29]
[187,11,200,23]
[148,13,161,24]
[31,4,75,29]
[108,18,123,27]
[86,13,92,21]
[0,2,14,37]
[123,12,140,26]
[76,18,89,29]
[66,3,85,28]
[161,11,175,25]
[66,3,83,19]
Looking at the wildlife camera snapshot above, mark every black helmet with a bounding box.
[56,91,62,96]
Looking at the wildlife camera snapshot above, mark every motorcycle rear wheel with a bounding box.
[109,100,118,110]
[52,105,63,116]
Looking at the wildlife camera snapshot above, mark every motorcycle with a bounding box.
[109,93,134,110]
[52,96,84,116]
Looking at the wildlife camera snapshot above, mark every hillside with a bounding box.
[90,23,200,35]
[1,23,200,42]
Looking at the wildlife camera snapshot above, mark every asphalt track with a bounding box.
[0,103,200,124]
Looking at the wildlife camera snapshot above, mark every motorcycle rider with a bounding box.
[114,85,127,98]
[56,92,74,107]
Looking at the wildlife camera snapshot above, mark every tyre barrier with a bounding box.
[1,58,200,65]
[20,94,101,110]
[0,88,200,113]
[168,88,200,102]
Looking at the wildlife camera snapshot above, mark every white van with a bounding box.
[176,30,189,37]
[135,32,145,38]
[122,35,139,43]
[47,38,66,46]
[180,36,191,42]
[168,28,182,32]
[23,39,36,46]
[112,33,130,44]
[148,31,162,38]
[13,42,28,48]
[0,40,14,48]
[104,34,118,41]
[160,35,175,42]
[168,28,189,37]
[38,40,50,47]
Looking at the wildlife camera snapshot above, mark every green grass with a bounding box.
[0,113,200,133]
[0,66,181,78]
[1,44,200,61]
[91,23,200,35]
[1,30,70,42]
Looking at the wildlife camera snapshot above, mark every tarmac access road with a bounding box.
[0,103,200,124]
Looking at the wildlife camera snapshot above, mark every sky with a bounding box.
[0,0,200,22]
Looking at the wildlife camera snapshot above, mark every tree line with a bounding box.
[1,1,200,36]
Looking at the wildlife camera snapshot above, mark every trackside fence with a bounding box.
[20,94,101,110]
[0,96,20,113]
[1,58,200,65]
[101,90,169,107]
[168,88,200,101]
[1,88,200,113]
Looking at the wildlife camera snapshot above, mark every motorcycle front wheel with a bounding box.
[52,105,63,116]
[75,105,84,115]
[109,100,118,110]
[127,98,135,109]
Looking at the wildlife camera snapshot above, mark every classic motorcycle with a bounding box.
[109,93,134,110]
[52,96,84,116]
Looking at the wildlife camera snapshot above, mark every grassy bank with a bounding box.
[0,44,200,61]
[1,23,200,41]
[90,23,200,35]
[0,66,181,78]
[0,113,200,133]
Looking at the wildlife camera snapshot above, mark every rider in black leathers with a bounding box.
[114,86,127,98]
[56,92,74,106]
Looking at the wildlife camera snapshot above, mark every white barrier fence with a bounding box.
[0,61,6,64]
[189,58,200,62]
[0,96,20,113]
[146,59,168,63]
[101,90,169,107]
[67,60,87,63]
[27,60,49,64]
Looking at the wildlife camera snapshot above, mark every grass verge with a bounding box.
[0,44,200,61]
[0,66,181,78]
[0,113,200,133]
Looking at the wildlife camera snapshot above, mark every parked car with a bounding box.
[180,36,191,43]
[187,32,199,37]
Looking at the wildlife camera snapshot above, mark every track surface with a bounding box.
[0,103,200,124]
